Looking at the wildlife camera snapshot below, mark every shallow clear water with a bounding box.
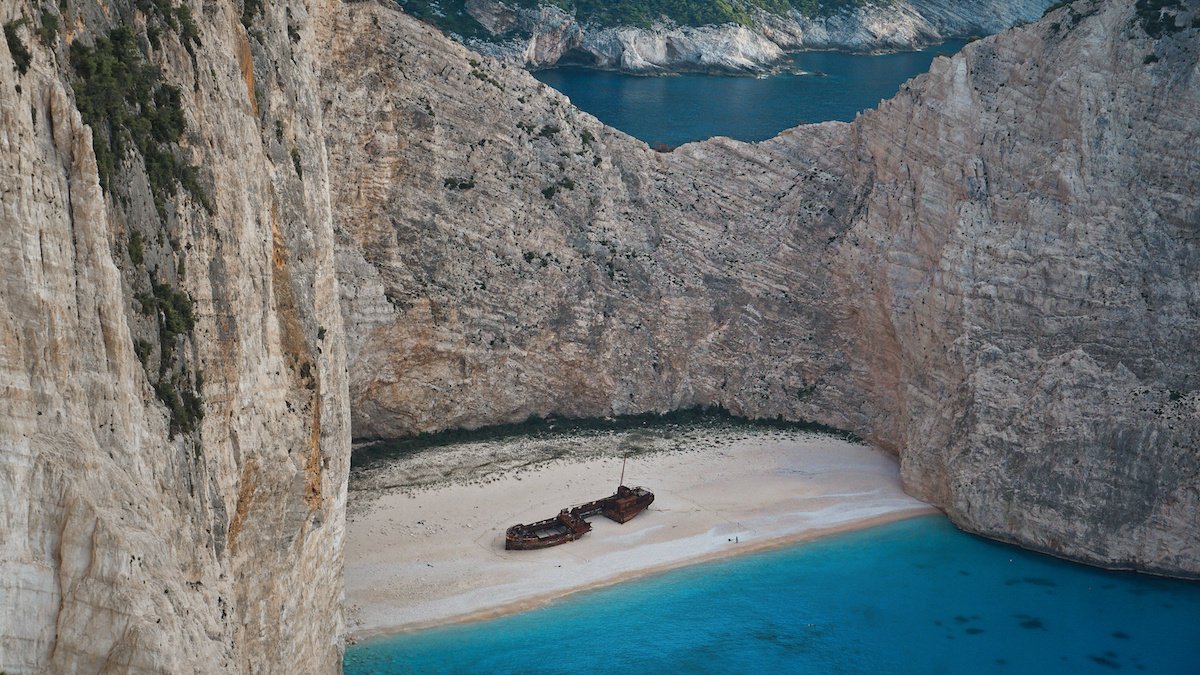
[533,41,968,147]
[345,515,1200,674]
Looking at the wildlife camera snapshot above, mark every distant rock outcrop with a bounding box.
[451,0,1053,73]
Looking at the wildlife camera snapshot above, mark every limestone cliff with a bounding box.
[2,0,1197,671]
[330,0,1200,577]
[1,0,349,671]
[455,0,1053,73]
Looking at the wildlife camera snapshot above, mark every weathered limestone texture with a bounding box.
[1,0,1197,670]
[461,0,1053,73]
[1,0,349,671]
[330,0,1199,576]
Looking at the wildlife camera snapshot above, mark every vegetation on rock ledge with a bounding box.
[135,282,202,436]
[70,25,210,217]
[1135,0,1189,38]
[402,0,891,39]
[546,0,894,28]
[37,10,58,47]
[4,19,32,75]
[68,15,211,440]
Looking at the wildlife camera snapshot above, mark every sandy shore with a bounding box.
[345,426,934,639]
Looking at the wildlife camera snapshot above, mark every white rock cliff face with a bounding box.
[464,0,1053,73]
[2,0,1198,671]
[1,0,349,671]
[330,0,1199,577]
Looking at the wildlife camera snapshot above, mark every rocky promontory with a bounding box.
[438,0,1055,73]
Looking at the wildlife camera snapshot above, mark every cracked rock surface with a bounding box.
[1,0,1197,672]
[2,0,349,671]
[330,0,1200,578]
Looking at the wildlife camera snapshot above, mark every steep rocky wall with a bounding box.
[327,10,868,440]
[461,0,1052,73]
[0,0,349,671]
[330,0,1200,576]
[2,0,1196,671]
[834,0,1200,576]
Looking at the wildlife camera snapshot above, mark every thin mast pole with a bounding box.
[619,454,627,489]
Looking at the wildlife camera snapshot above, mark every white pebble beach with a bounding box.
[344,426,935,640]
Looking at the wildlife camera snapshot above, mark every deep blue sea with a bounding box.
[533,40,968,147]
[345,515,1200,674]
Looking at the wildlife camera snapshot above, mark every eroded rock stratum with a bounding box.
[2,0,348,670]
[330,0,1199,578]
[1,0,1197,671]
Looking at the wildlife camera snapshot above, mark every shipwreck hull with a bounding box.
[505,486,654,550]
[604,487,654,523]
[505,510,593,550]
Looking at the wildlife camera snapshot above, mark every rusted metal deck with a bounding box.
[505,485,655,550]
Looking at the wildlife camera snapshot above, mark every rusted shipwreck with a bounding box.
[505,485,655,550]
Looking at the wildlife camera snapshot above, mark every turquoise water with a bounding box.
[345,515,1200,673]
[533,41,968,147]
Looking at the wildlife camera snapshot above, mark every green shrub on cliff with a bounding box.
[1136,0,1187,38]
[70,25,210,217]
[37,10,58,46]
[444,176,476,189]
[241,0,263,29]
[1042,0,1071,16]
[153,377,204,437]
[544,0,889,27]
[553,0,757,28]
[4,19,31,75]
[135,281,202,436]
[128,231,145,265]
[291,148,304,179]
[403,0,890,36]
[153,282,196,346]
[400,0,496,39]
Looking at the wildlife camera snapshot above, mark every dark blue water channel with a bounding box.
[346,515,1200,674]
[533,40,968,147]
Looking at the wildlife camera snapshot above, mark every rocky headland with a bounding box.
[446,0,1054,73]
